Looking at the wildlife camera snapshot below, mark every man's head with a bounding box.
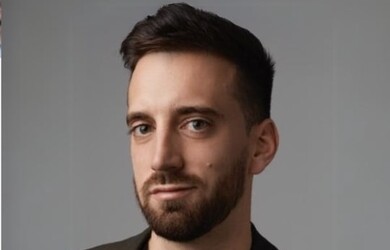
[122,3,278,243]
[121,3,275,130]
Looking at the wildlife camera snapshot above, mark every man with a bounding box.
[89,3,278,250]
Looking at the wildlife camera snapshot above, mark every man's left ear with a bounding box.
[249,118,279,175]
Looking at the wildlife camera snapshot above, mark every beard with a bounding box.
[133,148,248,242]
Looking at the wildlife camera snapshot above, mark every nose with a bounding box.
[151,127,184,172]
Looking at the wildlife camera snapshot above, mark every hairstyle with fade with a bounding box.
[120,3,275,129]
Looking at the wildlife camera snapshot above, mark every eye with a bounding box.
[185,119,210,132]
[129,124,153,137]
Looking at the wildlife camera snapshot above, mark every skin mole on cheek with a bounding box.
[206,163,213,168]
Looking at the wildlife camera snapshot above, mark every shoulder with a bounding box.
[86,228,151,250]
[251,223,278,250]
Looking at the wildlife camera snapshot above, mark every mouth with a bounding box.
[149,184,196,201]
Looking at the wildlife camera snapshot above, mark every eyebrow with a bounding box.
[126,106,223,127]
[175,106,224,118]
[126,112,150,127]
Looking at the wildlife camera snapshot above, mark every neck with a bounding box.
[149,182,253,250]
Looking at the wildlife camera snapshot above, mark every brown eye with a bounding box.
[131,124,152,136]
[187,119,209,132]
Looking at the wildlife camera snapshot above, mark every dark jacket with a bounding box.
[87,224,277,250]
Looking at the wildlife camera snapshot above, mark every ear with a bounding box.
[249,118,279,175]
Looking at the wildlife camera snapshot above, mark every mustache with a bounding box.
[142,172,203,195]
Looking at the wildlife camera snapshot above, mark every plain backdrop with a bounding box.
[3,0,390,249]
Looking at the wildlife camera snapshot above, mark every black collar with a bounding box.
[135,223,277,250]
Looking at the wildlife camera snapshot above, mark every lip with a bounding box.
[149,184,196,200]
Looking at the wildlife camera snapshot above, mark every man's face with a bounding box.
[127,52,253,241]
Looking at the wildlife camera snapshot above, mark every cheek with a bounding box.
[183,134,249,178]
[183,142,233,176]
[130,145,151,190]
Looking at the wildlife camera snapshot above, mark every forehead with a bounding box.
[128,52,239,111]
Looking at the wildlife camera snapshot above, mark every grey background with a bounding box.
[3,0,390,249]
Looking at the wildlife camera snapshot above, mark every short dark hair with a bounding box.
[120,3,275,128]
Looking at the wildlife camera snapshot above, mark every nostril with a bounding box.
[151,151,185,172]
[151,161,184,172]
